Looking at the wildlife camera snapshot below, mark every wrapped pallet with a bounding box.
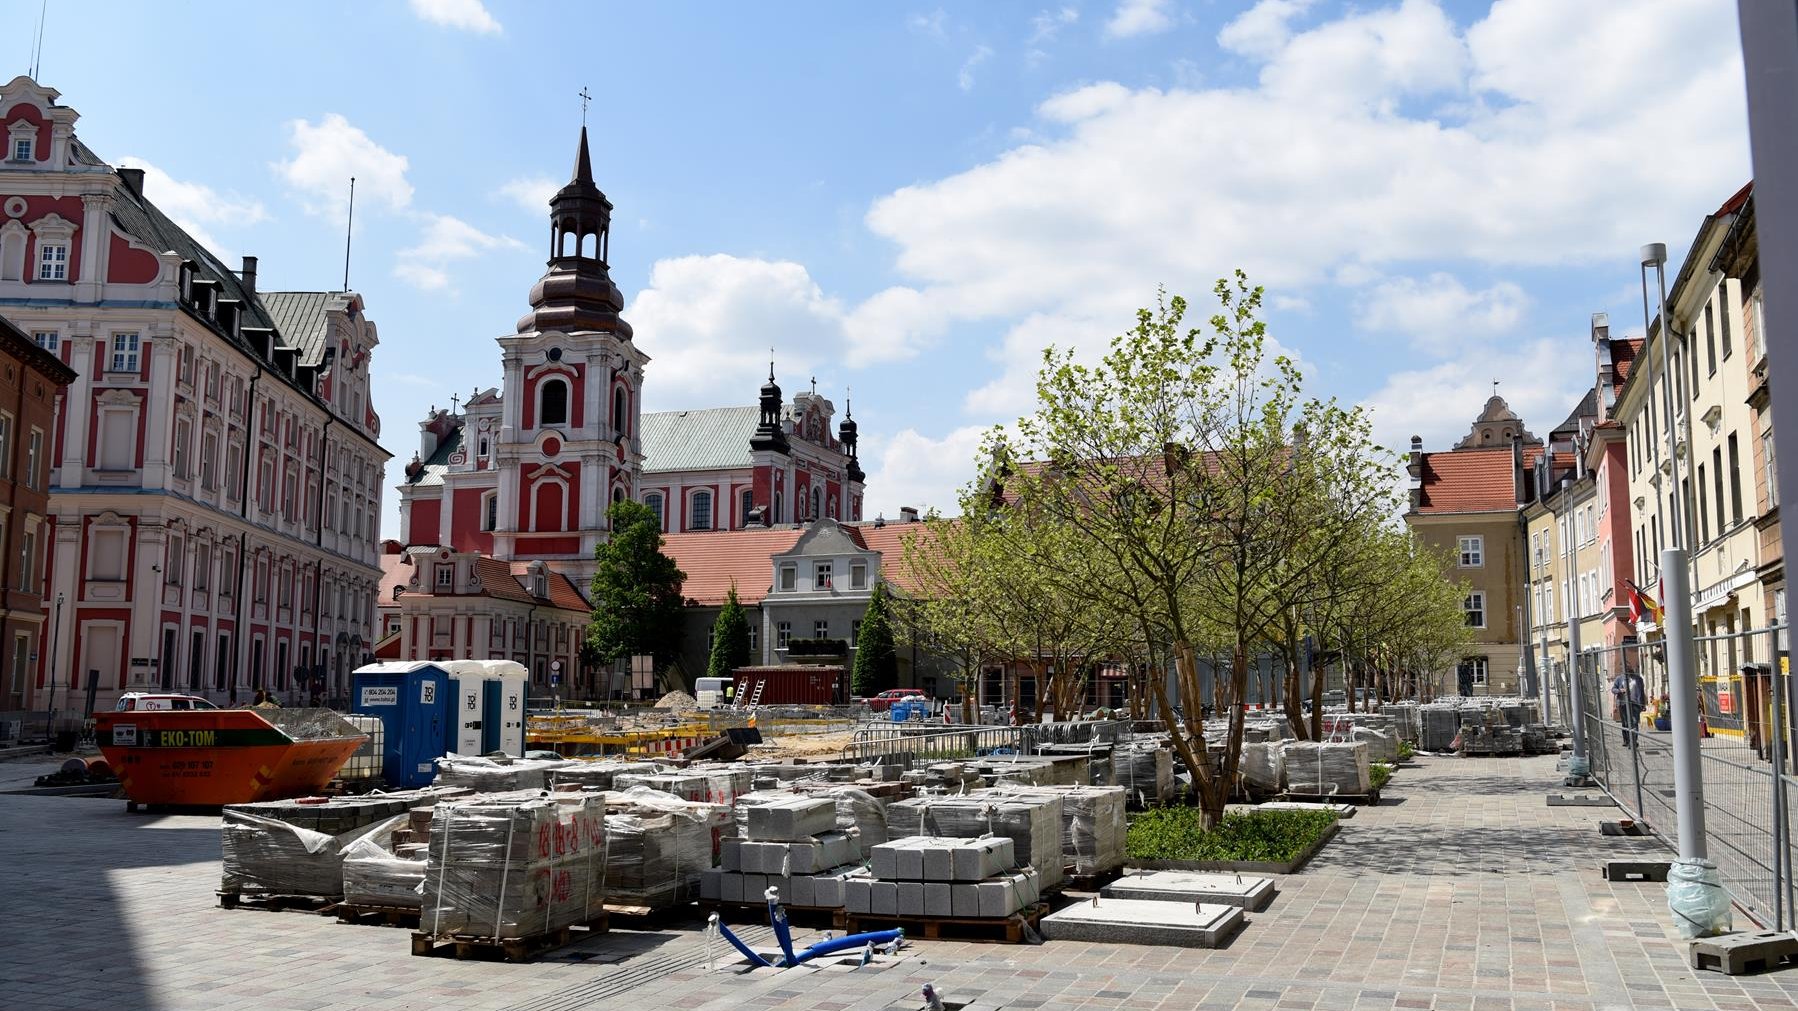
[341,813,427,908]
[601,787,730,908]
[221,809,364,898]
[1239,741,1286,794]
[435,754,576,793]
[549,759,643,791]
[887,793,1065,891]
[1284,741,1371,796]
[421,792,608,940]
[1109,741,1175,807]
[1351,727,1397,765]
[984,785,1125,878]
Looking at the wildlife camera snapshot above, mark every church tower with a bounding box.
[491,126,651,579]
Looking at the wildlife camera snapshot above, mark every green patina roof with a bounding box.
[640,405,758,473]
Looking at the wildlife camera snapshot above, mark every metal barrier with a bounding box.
[1577,624,1794,928]
[841,723,1036,763]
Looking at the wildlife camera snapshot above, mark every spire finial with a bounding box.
[769,349,776,382]
[810,375,817,395]
[1492,377,1501,398]
[579,85,592,126]
[846,386,852,418]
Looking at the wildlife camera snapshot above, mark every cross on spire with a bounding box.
[1492,378,1501,398]
[810,375,817,395]
[578,86,592,126]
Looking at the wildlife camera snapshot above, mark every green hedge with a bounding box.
[1125,807,1338,863]
[1370,762,1392,791]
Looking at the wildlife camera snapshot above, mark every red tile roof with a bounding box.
[504,561,590,612]
[854,522,934,595]
[378,553,413,606]
[1717,181,1752,217]
[1611,338,1643,395]
[1415,447,1519,513]
[661,528,802,606]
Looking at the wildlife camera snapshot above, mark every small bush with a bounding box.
[1125,807,1337,863]
[1370,762,1392,791]
[1396,740,1415,761]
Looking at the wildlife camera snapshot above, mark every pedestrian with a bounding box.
[1611,667,1647,747]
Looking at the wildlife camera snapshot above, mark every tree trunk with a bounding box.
[1308,644,1327,741]
[1282,634,1308,740]
[1206,638,1251,829]
[1150,669,1214,825]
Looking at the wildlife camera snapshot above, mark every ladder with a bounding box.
[741,678,766,710]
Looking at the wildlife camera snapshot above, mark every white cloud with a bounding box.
[1354,273,1530,354]
[497,175,559,214]
[393,213,523,291]
[274,114,412,218]
[1106,0,1175,39]
[409,0,501,34]
[117,156,266,256]
[863,425,995,519]
[908,9,948,38]
[1029,6,1080,44]
[958,45,994,91]
[1217,0,1313,58]
[1362,337,1586,455]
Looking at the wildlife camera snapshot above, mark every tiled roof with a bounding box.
[640,406,757,473]
[854,522,933,595]
[260,291,350,367]
[1611,338,1643,394]
[507,561,590,611]
[661,527,801,605]
[1414,447,1519,514]
[378,552,413,604]
[475,556,534,603]
[406,426,461,487]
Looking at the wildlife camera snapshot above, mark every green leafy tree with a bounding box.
[706,584,753,680]
[851,583,900,696]
[588,499,688,681]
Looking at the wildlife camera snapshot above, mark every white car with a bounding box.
[113,692,219,712]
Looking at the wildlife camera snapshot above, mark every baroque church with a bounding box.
[383,127,869,693]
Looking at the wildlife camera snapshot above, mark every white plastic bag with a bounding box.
[1666,857,1732,939]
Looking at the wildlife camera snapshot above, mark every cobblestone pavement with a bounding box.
[3,753,1798,1011]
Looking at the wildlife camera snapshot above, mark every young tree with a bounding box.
[706,584,753,681]
[899,505,1005,723]
[588,499,688,681]
[851,583,900,697]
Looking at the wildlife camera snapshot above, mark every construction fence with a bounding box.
[1569,623,1796,929]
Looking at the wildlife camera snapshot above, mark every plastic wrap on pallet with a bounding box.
[981,785,1125,878]
[421,792,608,940]
[341,813,427,908]
[548,759,645,791]
[435,754,577,793]
[886,793,1065,891]
[1240,741,1286,793]
[600,787,730,908]
[611,766,752,806]
[220,808,369,897]
[823,786,888,854]
[1351,727,1397,765]
[1283,741,1371,796]
[1108,741,1175,807]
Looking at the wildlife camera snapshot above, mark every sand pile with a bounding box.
[654,690,698,712]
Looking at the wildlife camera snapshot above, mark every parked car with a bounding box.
[864,688,927,713]
[113,693,218,712]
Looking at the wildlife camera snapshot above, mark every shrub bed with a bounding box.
[1125,807,1338,863]
[1370,762,1393,791]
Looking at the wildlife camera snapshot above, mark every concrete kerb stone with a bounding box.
[1038,897,1244,947]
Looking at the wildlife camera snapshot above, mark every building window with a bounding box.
[612,387,627,435]
[1464,592,1485,628]
[1720,284,1733,359]
[851,619,861,646]
[644,492,664,529]
[436,565,453,588]
[1728,432,1744,525]
[747,627,758,653]
[11,137,30,161]
[812,486,822,519]
[1704,303,1718,376]
[740,488,754,528]
[193,543,209,593]
[37,243,66,281]
[11,633,29,699]
[538,378,568,427]
[481,492,498,532]
[110,333,140,373]
[16,528,33,592]
[1458,536,1483,567]
[777,621,792,649]
[815,562,833,589]
[690,489,713,531]
[814,619,830,640]
[779,565,796,592]
[200,432,218,490]
[32,331,56,353]
[0,414,11,481]
[172,419,191,480]
[165,535,183,586]
[850,562,867,589]
[1459,656,1489,688]
[1766,428,1780,509]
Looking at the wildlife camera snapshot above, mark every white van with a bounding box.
[694,677,734,710]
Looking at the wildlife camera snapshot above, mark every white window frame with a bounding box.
[777,621,792,649]
[779,565,796,592]
[436,564,453,588]
[36,242,66,281]
[689,489,713,531]
[10,136,30,162]
[1458,535,1483,568]
[31,331,57,353]
[537,377,569,427]
[1464,592,1486,629]
[850,562,868,590]
[480,490,498,532]
[110,333,140,374]
[814,619,830,640]
[814,561,833,589]
[24,428,40,490]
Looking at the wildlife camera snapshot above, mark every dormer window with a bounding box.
[7,120,34,163]
[435,565,453,588]
[779,565,796,591]
[37,242,66,280]
[11,137,31,162]
[850,562,867,589]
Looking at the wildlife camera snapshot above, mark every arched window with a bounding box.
[538,378,568,427]
[690,490,713,531]
[773,489,783,524]
[480,491,497,532]
[611,486,625,504]
[533,481,565,532]
[612,386,627,435]
[644,492,665,529]
[740,488,754,528]
[812,487,822,520]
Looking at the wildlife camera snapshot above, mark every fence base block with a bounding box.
[1690,931,1798,975]
[1600,860,1670,882]
[1546,792,1614,807]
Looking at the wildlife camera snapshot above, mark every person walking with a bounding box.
[1611,667,1647,747]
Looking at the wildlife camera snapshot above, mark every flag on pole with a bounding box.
[1626,579,1664,626]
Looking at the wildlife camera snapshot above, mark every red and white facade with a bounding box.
[390,127,867,695]
[0,76,388,712]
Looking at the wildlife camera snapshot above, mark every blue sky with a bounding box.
[10,0,1751,537]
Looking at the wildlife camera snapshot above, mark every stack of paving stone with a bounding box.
[1035,742,1120,786]
[613,766,753,806]
[548,758,643,791]
[901,761,987,792]
[1385,703,1421,744]
[1108,739,1176,808]
[222,791,454,899]
[1283,741,1372,796]
[784,783,890,855]
[886,792,1065,891]
[845,835,1041,918]
[602,787,732,909]
[1419,705,1466,751]
[420,791,608,940]
[1457,710,1523,755]
[435,753,576,792]
[1239,741,1286,795]
[1351,726,1398,764]
[699,794,865,908]
[341,807,434,909]
[982,784,1126,879]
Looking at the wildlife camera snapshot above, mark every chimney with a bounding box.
[1512,434,1526,505]
[117,166,145,194]
[240,256,258,296]
[1591,312,1615,417]
[899,506,920,524]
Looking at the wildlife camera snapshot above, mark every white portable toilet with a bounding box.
[477,660,529,756]
[439,660,490,756]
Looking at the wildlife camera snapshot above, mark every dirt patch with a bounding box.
[748,730,856,760]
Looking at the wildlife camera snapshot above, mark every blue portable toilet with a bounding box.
[351,661,452,787]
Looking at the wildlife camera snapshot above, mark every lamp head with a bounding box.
[1640,242,1668,267]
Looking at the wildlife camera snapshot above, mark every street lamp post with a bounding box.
[42,591,63,736]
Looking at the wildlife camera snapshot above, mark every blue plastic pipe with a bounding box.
[711,897,905,969]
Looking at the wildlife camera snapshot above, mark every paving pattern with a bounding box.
[2,753,1797,1010]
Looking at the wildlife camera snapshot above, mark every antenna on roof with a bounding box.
[28,0,48,80]
[341,177,356,292]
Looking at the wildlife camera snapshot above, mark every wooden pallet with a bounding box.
[410,912,609,962]
[217,891,337,914]
[1280,788,1381,806]
[335,902,421,927]
[837,901,1048,944]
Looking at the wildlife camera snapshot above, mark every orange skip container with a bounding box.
[94,708,367,807]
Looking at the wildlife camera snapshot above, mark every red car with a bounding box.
[863,688,928,713]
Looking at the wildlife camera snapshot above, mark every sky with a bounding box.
[8,0,1753,538]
